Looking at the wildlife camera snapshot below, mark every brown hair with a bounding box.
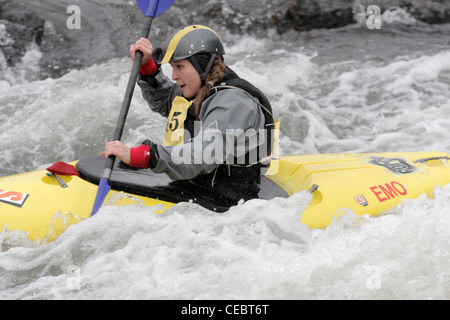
[193,56,226,120]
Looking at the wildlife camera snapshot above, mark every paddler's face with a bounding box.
[170,59,201,99]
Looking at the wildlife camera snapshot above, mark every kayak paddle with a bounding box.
[90,0,175,216]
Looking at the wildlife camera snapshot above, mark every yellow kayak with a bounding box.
[1,151,450,244]
[267,152,450,228]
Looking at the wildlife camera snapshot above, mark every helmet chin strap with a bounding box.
[189,53,217,85]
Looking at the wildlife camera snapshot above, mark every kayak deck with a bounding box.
[1,151,450,243]
[266,152,450,228]
[75,156,289,212]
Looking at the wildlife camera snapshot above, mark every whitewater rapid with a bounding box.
[1,8,450,299]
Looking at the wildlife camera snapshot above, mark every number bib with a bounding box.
[163,96,193,146]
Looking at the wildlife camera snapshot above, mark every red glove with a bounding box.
[139,58,157,76]
[130,144,151,168]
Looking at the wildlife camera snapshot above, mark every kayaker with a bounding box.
[102,25,277,211]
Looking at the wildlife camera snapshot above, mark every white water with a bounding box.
[1,8,450,299]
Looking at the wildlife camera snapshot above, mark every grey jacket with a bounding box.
[137,72,267,181]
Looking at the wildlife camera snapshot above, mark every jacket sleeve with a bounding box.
[137,72,181,118]
[150,89,266,180]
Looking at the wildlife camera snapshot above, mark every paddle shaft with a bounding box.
[102,15,154,180]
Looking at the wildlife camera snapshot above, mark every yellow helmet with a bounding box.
[161,25,225,64]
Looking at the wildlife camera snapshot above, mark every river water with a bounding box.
[1,2,450,300]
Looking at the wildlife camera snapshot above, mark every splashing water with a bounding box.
[1,4,450,300]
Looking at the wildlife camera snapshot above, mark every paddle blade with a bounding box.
[136,0,175,17]
[90,177,112,216]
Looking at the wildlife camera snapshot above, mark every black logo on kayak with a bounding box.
[369,157,417,175]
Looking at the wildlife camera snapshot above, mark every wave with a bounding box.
[1,1,450,300]
[2,185,450,299]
